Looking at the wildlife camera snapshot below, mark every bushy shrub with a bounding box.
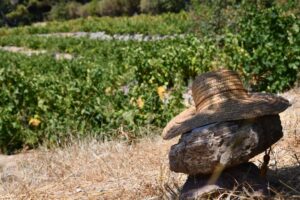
[0,37,213,153]
[48,1,82,20]
[5,4,30,26]
[47,2,67,20]
[224,6,300,92]
[140,0,187,14]
[140,0,160,14]
[0,12,192,35]
[159,0,187,13]
[77,0,98,17]
[97,0,139,16]
[65,1,82,19]
[0,0,13,26]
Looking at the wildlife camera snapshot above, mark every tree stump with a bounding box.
[180,162,269,200]
[169,115,282,175]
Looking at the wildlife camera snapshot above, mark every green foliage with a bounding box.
[140,0,160,14]
[97,0,140,16]
[47,2,67,20]
[0,12,192,35]
[5,4,30,26]
[0,38,188,153]
[77,0,99,17]
[1,21,298,153]
[0,34,223,153]
[140,0,186,14]
[224,6,300,92]
[49,0,188,19]
[0,0,189,26]
[0,4,299,153]
[2,0,52,26]
[48,1,83,20]
[0,0,13,26]
[0,0,299,27]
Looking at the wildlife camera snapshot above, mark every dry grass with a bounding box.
[0,137,185,200]
[0,88,299,200]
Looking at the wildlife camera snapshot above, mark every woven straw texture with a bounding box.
[162,69,290,140]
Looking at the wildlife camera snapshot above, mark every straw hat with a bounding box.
[162,69,290,140]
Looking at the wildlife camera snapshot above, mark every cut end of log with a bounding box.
[169,115,283,175]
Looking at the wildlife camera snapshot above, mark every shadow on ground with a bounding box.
[269,165,300,198]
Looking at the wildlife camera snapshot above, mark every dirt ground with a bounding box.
[0,88,299,200]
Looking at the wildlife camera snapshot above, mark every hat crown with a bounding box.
[192,69,247,111]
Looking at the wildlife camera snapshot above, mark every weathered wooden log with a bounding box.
[180,162,269,200]
[169,115,283,175]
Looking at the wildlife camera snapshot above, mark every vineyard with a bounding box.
[0,12,192,36]
[0,4,300,154]
[0,1,300,199]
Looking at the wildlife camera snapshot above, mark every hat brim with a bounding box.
[162,93,290,140]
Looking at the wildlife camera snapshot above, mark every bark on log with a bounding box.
[169,115,283,175]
